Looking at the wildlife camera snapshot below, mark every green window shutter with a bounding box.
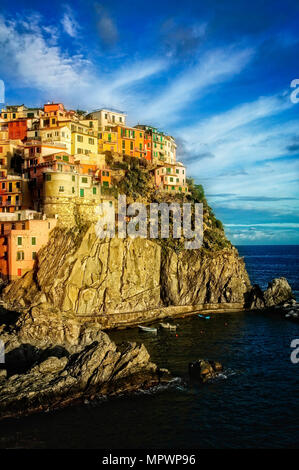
[32,252,37,260]
[72,175,75,181]
[82,177,87,183]
[46,174,51,181]
[32,237,36,246]
[93,187,96,195]
[80,189,84,197]
[17,236,22,246]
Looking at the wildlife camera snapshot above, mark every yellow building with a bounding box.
[0,123,8,141]
[98,129,118,153]
[134,128,146,159]
[58,121,98,156]
[0,105,43,122]
[0,105,27,121]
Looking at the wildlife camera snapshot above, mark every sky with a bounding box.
[0,0,298,245]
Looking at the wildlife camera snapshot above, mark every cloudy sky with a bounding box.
[0,0,298,244]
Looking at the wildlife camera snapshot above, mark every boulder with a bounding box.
[247,277,295,310]
[189,359,223,383]
[264,277,294,307]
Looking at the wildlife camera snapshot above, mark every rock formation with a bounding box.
[247,277,294,310]
[0,314,170,420]
[189,359,223,383]
[1,224,252,327]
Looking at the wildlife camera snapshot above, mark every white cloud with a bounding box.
[61,8,79,38]
[138,46,254,125]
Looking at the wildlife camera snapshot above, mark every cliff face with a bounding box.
[2,223,251,327]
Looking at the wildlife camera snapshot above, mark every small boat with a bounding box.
[138,325,157,333]
[198,314,210,320]
[159,322,177,330]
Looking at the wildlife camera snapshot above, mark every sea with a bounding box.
[0,245,298,449]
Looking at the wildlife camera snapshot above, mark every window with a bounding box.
[80,188,84,197]
[52,118,55,124]
[31,237,36,245]
[140,133,142,138]
[105,113,108,119]
[17,251,24,260]
[58,164,62,171]
[92,187,96,195]
[170,177,173,182]
[59,186,64,192]
[108,134,111,142]
[63,155,69,162]
[176,169,179,174]
[32,252,37,260]
[72,187,75,193]
[122,140,125,149]
[17,236,22,246]
[81,177,88,183]
[77,135,83,142]
[88,138,94,145]
[130,142,133,150]
[72,175,75,181]
[46,174,51,181]
[119,117,122,123]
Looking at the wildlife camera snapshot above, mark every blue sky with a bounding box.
[0,0,298,244]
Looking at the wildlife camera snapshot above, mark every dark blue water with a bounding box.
[0,246,298,449]
[237,245,299,300]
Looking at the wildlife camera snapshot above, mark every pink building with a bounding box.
[155,162,188,193]
[6,218,57,280]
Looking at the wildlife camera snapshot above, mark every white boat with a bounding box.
[159,322,177,331]
[138,325,157,333]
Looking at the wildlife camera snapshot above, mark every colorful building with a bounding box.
[155,162,188,193]
[98,129,118,153]
[87,109,126,129]
[8,119,28,141]
[0,217,57,280]
[0,176,31,213]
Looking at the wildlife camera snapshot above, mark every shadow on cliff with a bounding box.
[2,344,70,377]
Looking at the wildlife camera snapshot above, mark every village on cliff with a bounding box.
[0,103,189,281]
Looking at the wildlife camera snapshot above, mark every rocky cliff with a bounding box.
[2,222,251,328]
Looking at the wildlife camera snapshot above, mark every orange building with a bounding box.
[8,119,28,140]
[96,169,111,188]
[0,177,31,213]
[0,218,57,280]
[144,132,152,161]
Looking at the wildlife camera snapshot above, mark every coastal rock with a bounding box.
[1,225,251,328]
[189,359,223,383]
[247,277,294,310]
[263,277,294,307]
[0,322,171,420]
